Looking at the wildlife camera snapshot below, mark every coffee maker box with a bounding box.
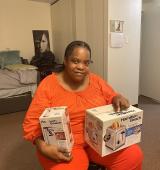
[85,105,143,157]
[39,106,74,154]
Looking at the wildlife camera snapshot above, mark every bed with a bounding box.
[0,50,39,114]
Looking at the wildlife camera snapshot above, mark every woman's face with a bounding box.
[64,47,91,83]
[40,33,48,53]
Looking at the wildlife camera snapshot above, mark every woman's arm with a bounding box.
[112,94,130,111]
[22,78,51,142]
[23,75,72,162]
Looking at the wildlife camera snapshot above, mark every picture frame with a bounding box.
[32,30,50,55]
[110,20,124,33]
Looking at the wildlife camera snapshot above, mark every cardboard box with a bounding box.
[39,106,74,155]
[85,105,143,157]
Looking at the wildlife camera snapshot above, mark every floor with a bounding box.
[0,95,160,170]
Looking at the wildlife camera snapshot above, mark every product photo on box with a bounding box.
[39,106,74,156]
[85,104,143,157]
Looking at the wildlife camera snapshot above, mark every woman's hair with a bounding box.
[64,40,91,60]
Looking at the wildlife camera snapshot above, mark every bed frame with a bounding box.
[0,92,32,115]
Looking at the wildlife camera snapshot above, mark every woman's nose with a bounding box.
[77,62,85,69]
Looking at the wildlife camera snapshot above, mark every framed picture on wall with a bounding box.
[110,20,124,33]
[32,30,50,55]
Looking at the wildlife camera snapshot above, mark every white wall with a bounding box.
[0,0,52,60]
[107,0,142,104]
[140,0,160,101]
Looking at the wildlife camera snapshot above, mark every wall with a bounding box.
[140,0,160,101]
[0,0,52,60]
[51,0,74,63]
[107,0,142,104]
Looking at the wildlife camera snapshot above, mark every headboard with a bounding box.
[0,50,22,69]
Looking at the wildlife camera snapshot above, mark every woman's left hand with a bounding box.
[112,94,130,112]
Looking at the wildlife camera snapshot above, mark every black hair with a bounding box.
[64,40,91,60]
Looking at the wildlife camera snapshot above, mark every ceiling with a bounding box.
[31,0,154,5]
[142,0,154,2]
[29,0,59,5]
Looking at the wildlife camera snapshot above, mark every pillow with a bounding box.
[5,64,38,71]
[0,50,22,69]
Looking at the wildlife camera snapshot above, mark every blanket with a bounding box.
[0,69,37,90]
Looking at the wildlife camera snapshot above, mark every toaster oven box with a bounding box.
[39,106,74,155]
[85,105,143,157]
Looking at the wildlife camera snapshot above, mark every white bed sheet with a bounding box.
[0,69,37,90]
[0,84,37,98]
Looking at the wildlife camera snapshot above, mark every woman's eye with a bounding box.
[70,58,91,66]
[74,61,79,64]
[72,60,79,64]
[84,61,90,66]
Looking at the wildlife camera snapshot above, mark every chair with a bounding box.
[88,162,105,170]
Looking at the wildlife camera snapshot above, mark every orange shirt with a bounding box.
[23,73,117,146]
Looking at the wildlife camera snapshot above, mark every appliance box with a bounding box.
[39,106,74,155]
[85,105,143,157]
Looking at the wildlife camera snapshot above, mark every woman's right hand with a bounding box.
[35,137,72,163]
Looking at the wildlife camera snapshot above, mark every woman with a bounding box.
[23,41,143,170]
